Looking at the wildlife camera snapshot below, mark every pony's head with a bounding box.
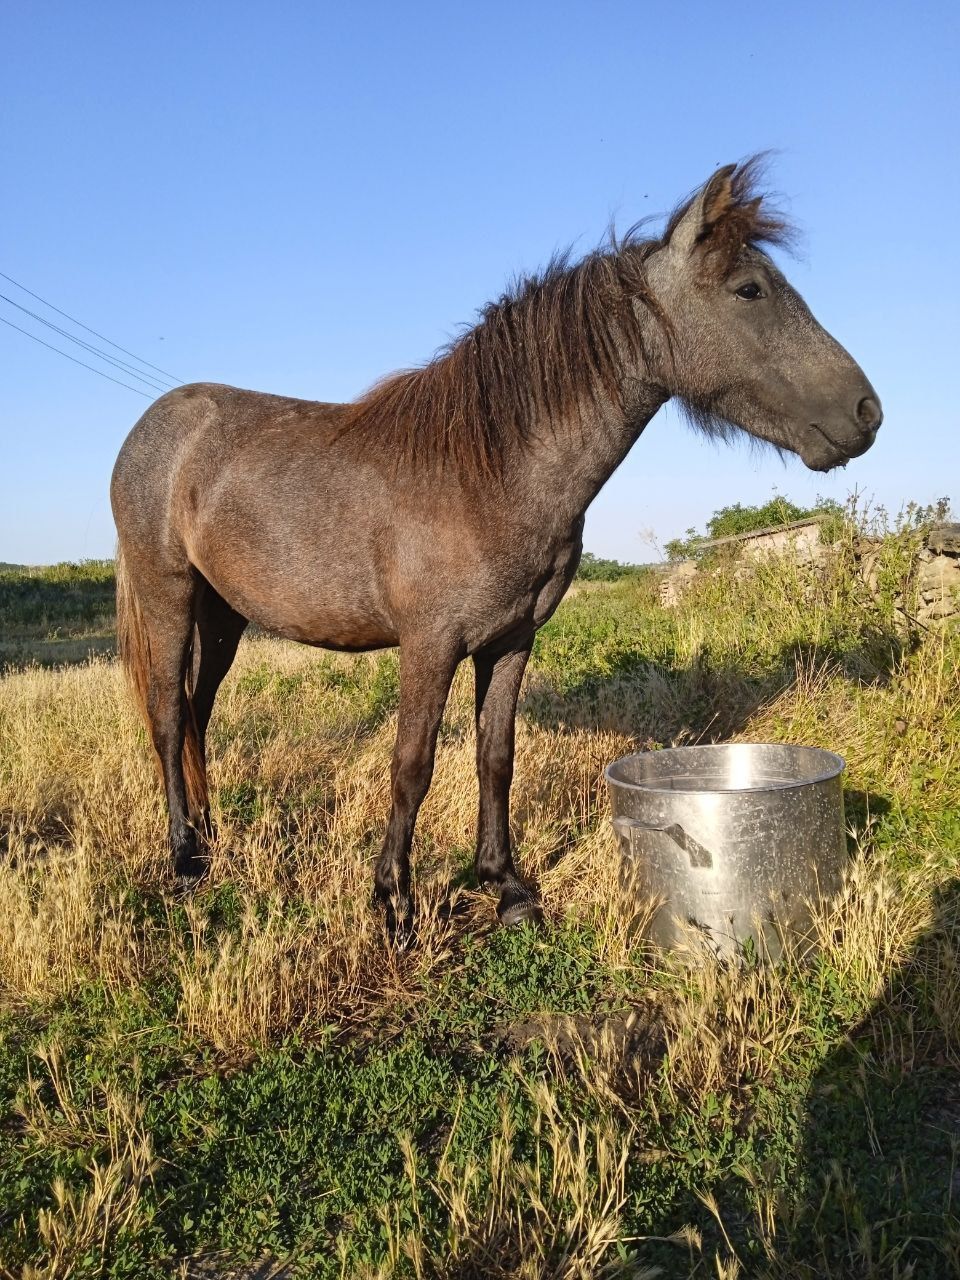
[645,158,881,471]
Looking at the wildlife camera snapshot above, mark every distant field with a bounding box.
[0,529,958,1277]
[0,560,116,668]
[0,557,651,674]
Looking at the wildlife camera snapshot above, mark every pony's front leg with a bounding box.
[473,639,542,926]
[373,639,460,947]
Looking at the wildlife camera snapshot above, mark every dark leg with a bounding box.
[190,579,248,840]
[473,639,541,926]
[138,572,205,880]
[373,640,460,947]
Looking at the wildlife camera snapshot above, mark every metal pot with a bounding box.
[606,743,847,960]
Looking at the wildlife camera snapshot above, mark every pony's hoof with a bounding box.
[389,917,418,952]
[496,882,543,929]
[374,893,417,951]
[173,850,209,886]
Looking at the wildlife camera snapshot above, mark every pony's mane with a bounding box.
[345,155,792,480]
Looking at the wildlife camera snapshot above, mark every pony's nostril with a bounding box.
[857,396,882,433]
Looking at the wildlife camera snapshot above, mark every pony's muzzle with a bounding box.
[819,390,882,464]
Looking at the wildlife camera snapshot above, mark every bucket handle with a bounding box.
[612,814,714,869]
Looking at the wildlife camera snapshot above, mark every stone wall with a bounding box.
[916,524,960,623]
[659,522,960,625]
[659,517,827,607]
[739,520,825,563]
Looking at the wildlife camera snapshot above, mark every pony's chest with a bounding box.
[467,536,582,650]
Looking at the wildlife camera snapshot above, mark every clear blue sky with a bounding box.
[2,1,957,564]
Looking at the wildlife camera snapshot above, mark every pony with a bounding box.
[111,158,881,942]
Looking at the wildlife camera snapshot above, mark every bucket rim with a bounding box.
[604,742,846,795]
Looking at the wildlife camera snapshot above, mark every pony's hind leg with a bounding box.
[145,576,208,880]
[116,550,207,880]
[190,579,248,841]
[473,639,542,926]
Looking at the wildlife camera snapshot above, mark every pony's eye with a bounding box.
[735,282,764,300]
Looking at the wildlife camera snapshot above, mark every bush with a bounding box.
[575,552,642,582]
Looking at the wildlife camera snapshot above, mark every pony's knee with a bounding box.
[391,750,434,813]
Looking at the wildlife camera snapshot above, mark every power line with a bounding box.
[0,269,182,383]
[0,290,175,389]
[0,292,173,393]
[0,314,153,398]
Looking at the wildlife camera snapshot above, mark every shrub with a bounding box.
[575,552,642,582]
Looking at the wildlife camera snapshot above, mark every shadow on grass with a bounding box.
[786,876,960,1275]
[626,878,960,1277]
[521,629,910,746]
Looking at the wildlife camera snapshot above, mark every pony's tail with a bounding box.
[116,543,208,821]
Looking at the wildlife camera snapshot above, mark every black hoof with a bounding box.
[374,892,416,951]
[496,880,543,929]
[173,847,209,885]
[389,916,417,952]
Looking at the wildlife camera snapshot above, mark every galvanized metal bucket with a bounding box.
[606,743,847,961]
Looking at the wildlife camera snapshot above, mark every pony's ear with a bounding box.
[668,164,739,258]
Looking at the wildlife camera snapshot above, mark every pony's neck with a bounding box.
[509,350,669,538]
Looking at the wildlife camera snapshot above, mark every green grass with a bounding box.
[2,894,957,1276]
[0,932,618,1276]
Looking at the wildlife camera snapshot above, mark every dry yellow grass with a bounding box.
[0,637,643,1047]
[8,1042,155,1280]
[372,1087,655,1280]
[0,616,954,1055]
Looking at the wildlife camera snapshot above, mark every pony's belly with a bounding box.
[276,616,398,651]
[244,595,398,650]
[197,558,398,652]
